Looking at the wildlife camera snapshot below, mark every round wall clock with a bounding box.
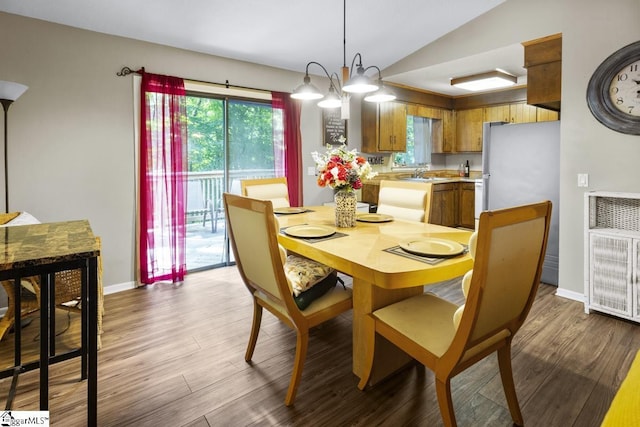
[587,40,640,135]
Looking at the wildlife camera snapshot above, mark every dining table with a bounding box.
[276,205,474,386]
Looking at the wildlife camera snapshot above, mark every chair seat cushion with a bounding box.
[374,293,458,357]
[284,255,335,296]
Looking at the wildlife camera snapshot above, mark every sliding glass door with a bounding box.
[185,94,280,271]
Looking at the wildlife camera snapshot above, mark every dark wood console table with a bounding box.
[0,220,100,426]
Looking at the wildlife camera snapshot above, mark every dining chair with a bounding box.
[223,193,353,406]
[240,177,290,208]
[376,179,432,222]
[357,200,552,427]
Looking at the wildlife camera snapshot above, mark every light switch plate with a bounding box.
[578,173,589,187]
[307,166,316,176]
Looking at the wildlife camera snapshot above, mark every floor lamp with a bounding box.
[0,81,28,214]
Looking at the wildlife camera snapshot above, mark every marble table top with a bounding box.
[0,220,99,271]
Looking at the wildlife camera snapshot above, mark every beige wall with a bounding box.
[0,12,332,291]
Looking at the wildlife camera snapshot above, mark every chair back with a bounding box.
[240,177,290,208]
[376,180,432,222]
[451,201,552,359]
[224,193,296,312]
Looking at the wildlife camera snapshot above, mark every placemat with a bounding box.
[280,226,348,243]
[384,245,468,265]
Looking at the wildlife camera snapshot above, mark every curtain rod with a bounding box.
[116,66,273,94]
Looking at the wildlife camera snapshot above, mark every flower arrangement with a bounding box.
[312,140,377,192]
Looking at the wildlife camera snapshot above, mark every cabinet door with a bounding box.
[455,108,483,152]
[459,182,476,229]
[510,103,538,123]
[589,233,633,316]
[361,101,378,153]
[378,102,406,152]
[483,105,510,123]
[430,184,458,227]
[536,108,560,122]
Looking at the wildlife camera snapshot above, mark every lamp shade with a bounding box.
[342,73,378,94]
[0,81,28,101]
[364,84,397,103]
[317,86,342,108]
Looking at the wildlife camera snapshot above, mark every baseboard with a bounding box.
[104,281,137,295]
[555,287,585,303]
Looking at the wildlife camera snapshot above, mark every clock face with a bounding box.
[587,40,640,135]
[609,59,640,117]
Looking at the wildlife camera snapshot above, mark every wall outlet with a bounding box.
[578,173,589,187]
[307,166,316,176]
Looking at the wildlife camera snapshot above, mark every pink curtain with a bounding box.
[271,92,303,206]
[139,72,187,285]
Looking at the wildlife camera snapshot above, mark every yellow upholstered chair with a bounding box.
[376,179,432,222]
[358,201,552,427]
[240,177,290,208]
[224,193,352,406]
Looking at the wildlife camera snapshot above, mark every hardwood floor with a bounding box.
[0,267,638,426]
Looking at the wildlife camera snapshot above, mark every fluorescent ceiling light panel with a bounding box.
[451,70,517,91]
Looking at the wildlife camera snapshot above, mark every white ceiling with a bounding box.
[0,0,526,96]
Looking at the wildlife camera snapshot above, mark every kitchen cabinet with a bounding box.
[483,103,541,124]
[361,100,406,153]
[584,191,640,323]
[458,182,476,229]
[455,108,483,152]
[523,33,562,112]
[536,108,560,122]
[430,183,458,227]
[435,109,455,153]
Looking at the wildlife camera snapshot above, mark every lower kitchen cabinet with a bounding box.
[430,183,458,227]
[459,182,476,229]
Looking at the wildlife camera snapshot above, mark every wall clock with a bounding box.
[587,40,640,135]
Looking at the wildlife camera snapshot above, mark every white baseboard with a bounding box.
[103,281,137,295]
[555,287,585,303]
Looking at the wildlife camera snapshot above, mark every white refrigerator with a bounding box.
[481,120,560,285]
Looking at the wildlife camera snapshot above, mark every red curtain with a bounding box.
[139,72,187,284]
[271,92,303,206]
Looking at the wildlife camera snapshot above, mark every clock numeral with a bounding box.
[611,87,619,94]
[616,97,624,105]
[617,73,629,81]
[628,106,635,114]
[631,64,639,72]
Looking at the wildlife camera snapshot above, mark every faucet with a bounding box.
[413,164,430,178]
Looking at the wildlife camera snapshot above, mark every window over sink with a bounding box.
[393,116,435,167]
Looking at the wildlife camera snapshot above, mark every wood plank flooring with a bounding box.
[0,267,637,426]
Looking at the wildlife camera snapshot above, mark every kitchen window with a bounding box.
[393,115,434,167]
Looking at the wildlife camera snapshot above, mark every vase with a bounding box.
[334,188,357,228]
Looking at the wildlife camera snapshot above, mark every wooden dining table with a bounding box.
[276,206,474,385]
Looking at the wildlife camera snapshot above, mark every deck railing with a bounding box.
[186,169,276,223]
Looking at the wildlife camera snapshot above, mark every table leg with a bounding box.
[39,273,49,410]
[352,278,423,385]
[88,257,98,426]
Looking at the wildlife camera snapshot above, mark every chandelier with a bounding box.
[290,0,396,117]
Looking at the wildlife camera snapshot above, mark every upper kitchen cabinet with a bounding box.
[484,102,557,123]
[455,108,483,152]
[361,100,407,153]
[523,33,562,112]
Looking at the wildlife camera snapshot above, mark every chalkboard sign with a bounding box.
[323,109,347,145]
